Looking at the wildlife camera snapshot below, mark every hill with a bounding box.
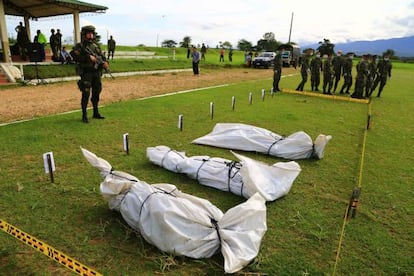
[303,36,414,57]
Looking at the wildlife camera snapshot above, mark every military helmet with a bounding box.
[81,25,95,35]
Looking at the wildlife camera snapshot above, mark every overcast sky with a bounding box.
[6,0,414,47]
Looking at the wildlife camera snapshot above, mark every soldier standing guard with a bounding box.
[72,25,110,123]
[273,49,283,92]
[371,54,392,97]
[322,54,334,94]
[352,54,369,99]
[332,50,344,92]
[296,49,313,91]
[339,53,354,94]
[310,52,322,92]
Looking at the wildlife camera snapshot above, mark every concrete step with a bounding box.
[0,71,9,84]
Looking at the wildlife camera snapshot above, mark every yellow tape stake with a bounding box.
[0,218,102,276]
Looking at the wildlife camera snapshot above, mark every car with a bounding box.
[252,51,276,69]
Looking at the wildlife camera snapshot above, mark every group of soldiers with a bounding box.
[284,49,392,98]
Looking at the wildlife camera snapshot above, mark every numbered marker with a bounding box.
[123,133,129,154]
[178,114,183,131]
[43,152,55,183]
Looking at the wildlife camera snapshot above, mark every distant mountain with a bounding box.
[303,36,414,57]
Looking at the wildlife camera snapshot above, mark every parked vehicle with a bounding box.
[252,51,276,69]
[277,44,301,67]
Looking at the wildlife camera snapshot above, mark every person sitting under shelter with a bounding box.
[60,46,74,64]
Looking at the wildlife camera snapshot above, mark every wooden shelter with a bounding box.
[0,0,107,62]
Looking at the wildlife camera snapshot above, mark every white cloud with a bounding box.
[5,0,413,48]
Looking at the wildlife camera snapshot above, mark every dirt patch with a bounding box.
[0,68,296,123]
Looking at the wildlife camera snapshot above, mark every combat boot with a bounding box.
[92,105,105,119]
[82,109,89,123]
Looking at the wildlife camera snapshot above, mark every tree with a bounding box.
[317,38,335,56]
[256,32,280,51]
[161,39,177,48]
[179,36,192,48]
[383,49,395,58]
[237,39,253,51]
[222,41,233,49]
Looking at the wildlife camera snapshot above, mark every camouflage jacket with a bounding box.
[73,40,106,73]
[310,57,322,74]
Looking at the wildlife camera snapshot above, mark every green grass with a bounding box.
[0,65,412,275]
[20,47,250,80]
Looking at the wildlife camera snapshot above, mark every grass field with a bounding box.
[0,63,412,275]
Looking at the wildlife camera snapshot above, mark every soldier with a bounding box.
[273,49,283,92]
[351,54,369,99]
[49,29,60,61]
[371,54,392,97]
[296,49,313,91]
[72,25,109,123]
[322,54,334,94]
[107,35,116,60]
[339,52,354,94]
[310,52,322,91]
[365,55,377,97]
[332,50,344,92]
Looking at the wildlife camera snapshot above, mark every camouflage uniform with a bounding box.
[371,56,392,97]
[273,51,283,91]
[296,51,312,91]
[339,54,353,94]
[73,25,108,123]
[352,56,369,99]
[310,55,322,91]
[365,55,377,97]
[332,53,343,92]
[322,56,334,94]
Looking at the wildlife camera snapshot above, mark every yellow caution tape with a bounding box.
[281,89,370,104]
[0,218,102,276]
[332,101,372,275]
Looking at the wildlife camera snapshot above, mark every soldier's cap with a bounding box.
[81,25,96,33]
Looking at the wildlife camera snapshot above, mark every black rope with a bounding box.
[311,143,317,158]
[267,136,285,155]
[195,158,210,182]
[210,217,222,246]
[161,149,186,170]
[138,186,178,221]
[225,161,242,195]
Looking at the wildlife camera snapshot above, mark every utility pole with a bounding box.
[288,12,294,43]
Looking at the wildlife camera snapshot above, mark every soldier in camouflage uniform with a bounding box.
[371,54,392,97]
[273,49,283,92]
[365,55,377,98]
[332,50,343,92]
[351,54,369,99]
[339,53,354,94]
[72,25,109,123]
[310,52,322,91]
[322,54,334,94]
[296,49,313,91]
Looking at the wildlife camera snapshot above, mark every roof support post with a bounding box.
[24,16,31,41]
[73,10,80,44]
[0,0,11,63]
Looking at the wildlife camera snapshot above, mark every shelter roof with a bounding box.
[3,0,107,19]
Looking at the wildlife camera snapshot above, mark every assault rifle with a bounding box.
[85,46,115,79]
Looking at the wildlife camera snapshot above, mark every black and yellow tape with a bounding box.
[0,218,102,276]
[282,89,370,104]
